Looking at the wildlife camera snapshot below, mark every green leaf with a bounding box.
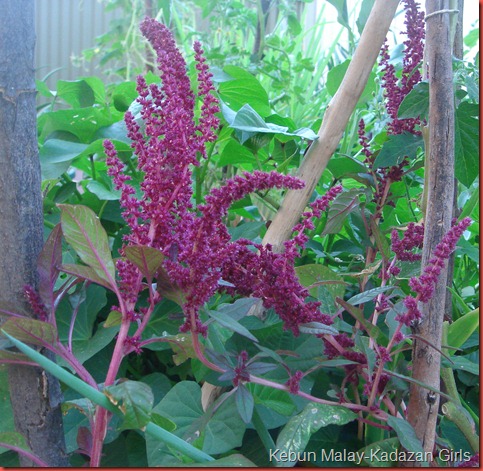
[224,103,317,145]
[326,155,368,179]
[248,384,296,416]
[360,437,400,466]
[86,180,122,201]
[60,264,114,290]
[441,356,479,376]
[275,402,357,466]
[326,59,376,105]
[0,318,57,346]
[235,385,254,424]
[39,139,89,179]
[386,416,425,455]
[58,204,117,289]
[218,139,257,167]
[218,65,270,116]
[446,308,479,353]
[146,381,245,462]
[182,454,257,467]
[57,79,96,108]
[104,380,154,431]
[346,286,395,305]
[398,82,429,120]
[124,245,165,280]
[322,189,361,235]
[151,413,177,432]
[207,309,259,342]
[295,263,346,302]
[455,103,479,187]
[373,132,424,168]
[356,0,375,34]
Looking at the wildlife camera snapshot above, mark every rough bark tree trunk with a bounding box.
[0,1,69,466]
[404,0,456,464]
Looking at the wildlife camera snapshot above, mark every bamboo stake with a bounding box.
[262,0,401,252]
[201,0,401,411]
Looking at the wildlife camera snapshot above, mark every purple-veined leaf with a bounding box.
[58,204,116,290]
[235,385,254,424]
[60,264,114,291]
[104,380,154,431]
[1,318,57,346]
[246,361,278,375]
[323,189,361,235]
[37,224,62,310]
[124,245,165,280]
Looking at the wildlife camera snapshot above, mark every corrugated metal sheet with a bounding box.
[34,0,119,88]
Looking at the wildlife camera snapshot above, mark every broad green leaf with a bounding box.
[446,309,479,352]
[86,180,122,201]
[398,82,429,120]
[58,204,116,289]
[295,264,346,301]
[37,224,62,309]
[124,245,165,280]
[104,380,154,431]
[228,221,265,241]
[235,385,254,424]
[146,381,245,463]
[248,384,296,416]
[373,132,424,169]
[39,139,89,179]
[1,318,57,346]
[326,0,350,31]
[275,403,357,467]
[218,65,270,116]
[455,102,479,187]
[57,79,96,108]
[441,356,479,376]
[207,309,258,342]
[326,59,376,105]
[38,107,123,143]
[218,139,257,167]
[170,333,197,365]
[60,264,114,290]
[224,103,317,144]
[326,155,368,179]
[386,416,425,455]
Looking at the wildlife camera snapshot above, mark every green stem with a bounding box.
[2,331,215,463]
[441,402,479,452]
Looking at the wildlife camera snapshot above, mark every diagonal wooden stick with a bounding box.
[201,0,401,411]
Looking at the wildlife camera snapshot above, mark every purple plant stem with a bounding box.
[0,443,49,467]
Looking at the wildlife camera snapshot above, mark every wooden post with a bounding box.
[0,1,68,466]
